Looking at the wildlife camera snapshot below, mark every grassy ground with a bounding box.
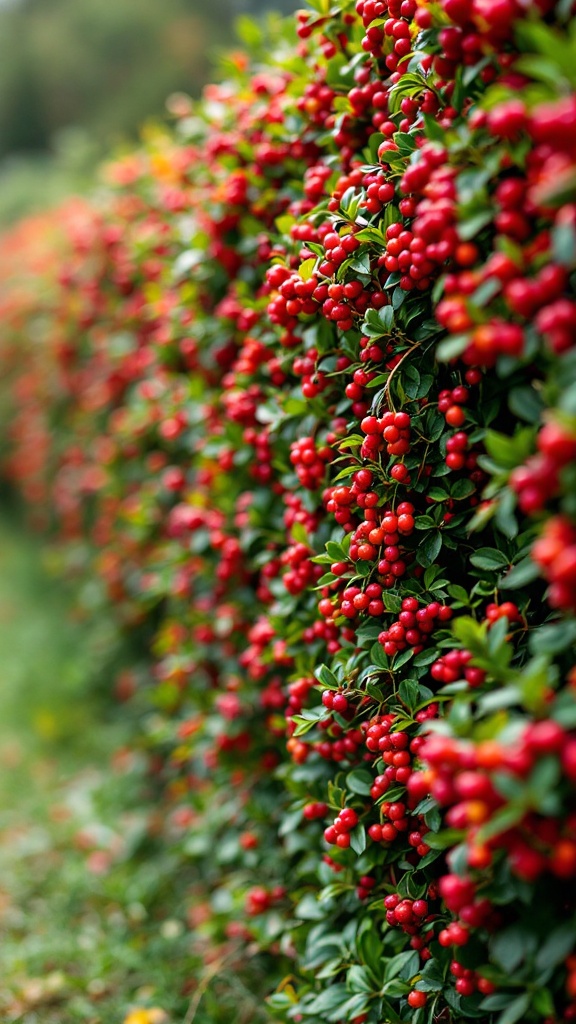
[0,516,197,1023]
[0,515,281,1024]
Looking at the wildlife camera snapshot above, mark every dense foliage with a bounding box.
[1,1,576,1022]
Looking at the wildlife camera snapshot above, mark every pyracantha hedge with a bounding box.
[1,1,576,1022]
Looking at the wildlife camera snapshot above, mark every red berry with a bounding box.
[407,990,427,1008]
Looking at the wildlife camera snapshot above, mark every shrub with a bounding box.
[1,2,576,1022]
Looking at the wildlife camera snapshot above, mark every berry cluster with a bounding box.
[379,598,452,656]
[323,807,359,848]
[511,420,576,515]
[534,517,576,613]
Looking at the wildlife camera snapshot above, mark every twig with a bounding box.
[182,953,231,1024]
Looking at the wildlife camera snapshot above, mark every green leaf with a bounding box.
[422,113,446,142]
[487,614,510,655]
[458,210,493,240]
[294,893,327,921]
[501,556,539,589]
[316,957,346,980]
[451,478,476,500]
[413,649,438,667]
[482,994,519,1011]
[490,926,532,974]
[315,664,339,688]
[377,997,405,1024]
[508,386,544,423]
[305,985,348,1014]
[326,540,347,561]
[496,993,530,1024]
[518,654,555,712]
[349,824,367,856]
[384,949,420,982]
[535,923,576,973]
[346,769,374,797]
[515,19,576,86]
[452,616,487,654]
[299,257,317,281]
[363,306,394,338]
[484,428,535,469]
[494,488,519,540]
[234,14,263,46]
[479,804,525,845]
[291,708,326,736]
[384,593,403,614]
[317,571,338,586]
[356,921,384,977]
[415,515,436,531]
[529,618,576,656]
[424,828,466,850]
[370,641,390,670]
[559,381,576,416]
[378,305,394,330]
[553,688,576,728]
[471,276,501,307]
[392,286,405,310]
[346,965,376,994]
[531,989,556,1017]
[417,530,442,566]
[349,253,373,276]
[470,547,510,571]
[393,648,415,670]
[418,958,446,987]
[399,678,419,711]
[291,521,309,545]
[427,486,449,502]
[367,132,385,163]
[528,756,561,808]
[436,333,471,362]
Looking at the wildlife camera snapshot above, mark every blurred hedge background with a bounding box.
[0,0,296,226]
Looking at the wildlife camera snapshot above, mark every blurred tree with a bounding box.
[0,0,297,160]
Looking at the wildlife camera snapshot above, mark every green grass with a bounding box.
[0,515,280,1023]
[0,515,193,1022]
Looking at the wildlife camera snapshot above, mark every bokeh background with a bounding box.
[0,0,296,226]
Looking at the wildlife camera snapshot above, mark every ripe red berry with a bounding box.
[407,990,427,1008]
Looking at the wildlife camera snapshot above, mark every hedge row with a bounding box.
[1,2,576,1022]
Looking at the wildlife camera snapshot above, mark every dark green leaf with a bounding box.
[392,286,405,310]
[494,488,519,540]
[496,993,530,1024]
[535,923,576,973]
[529,618,576,655]
[399,679,419,711]
[451,478,476,500]
[346,769,374,797]
[490,926,531,974]
[425,828,466,850]
[349,824,367,856]
[384,950,418,983]
[501,557,539,589]
[470,547,510,571]
[370,641,390,670]
[417,530,442,566]
[393,648,415,670]
[508,386,544,423]
[436,333,471,362]
[413,649,438,667]
[458,210,493,241]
